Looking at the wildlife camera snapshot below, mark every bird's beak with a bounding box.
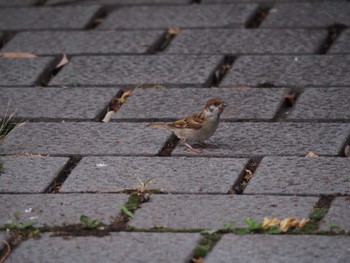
[219,102,227,109]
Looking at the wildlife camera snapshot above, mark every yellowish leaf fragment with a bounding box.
[262,217,280,229]
[0,52,37,58]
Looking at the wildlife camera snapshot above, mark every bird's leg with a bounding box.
[181,140,203,154]
[197,141,218,148]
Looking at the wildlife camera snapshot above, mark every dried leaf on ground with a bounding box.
[56,54,69,69]
[102,90,133,123]
[262,217,310,232]
[306,151,319,158]
[166,26,181,38]
[244,169,253,180]
[283,91,297,105]
[0,52,37,58]
[262,217,280,229]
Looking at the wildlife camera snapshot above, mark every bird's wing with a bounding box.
[168,112,204,130]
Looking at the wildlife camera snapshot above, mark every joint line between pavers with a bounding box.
[209,54,235,87]
[271,87,303,121]
[146,27,181,54]
[84,6,109,30]
[339,131,350,157]
[230,157,263,194]
[44,155,82,193]
[35,54,67,87]
[245,4,273,29]
[317,23,348,55]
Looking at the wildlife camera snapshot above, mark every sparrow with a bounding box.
[147,98,226,154]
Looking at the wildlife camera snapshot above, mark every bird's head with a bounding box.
[204,98,227,118]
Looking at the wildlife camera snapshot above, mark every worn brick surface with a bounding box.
[129,195,317,229]
[245,157,350,195]
[202,0,346,3]
[0,6,101,30]
[221,55,350,86]
[51,55,221,86]
[0,0,36,6]
[329,29,350,54]
[60,156,248,193]
[206,235,350,263]
[172,123,350,157]
[6,232,200,263]
[116,87,285,121]
[0,194,128,226]
[0,87,118,120]
[2,31,163,55]
[0,156,69,193]
[262,3,350,28]
[0,122,169,156]
[320,197,350,232]
[98,4,257,30]
[46,0,190,5]
[0,57,54,86]
[165,29,326,54]
[287,88,350,120]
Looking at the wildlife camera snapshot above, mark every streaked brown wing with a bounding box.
[168,112,204,130]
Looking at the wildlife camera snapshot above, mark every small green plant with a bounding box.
[309,208,328,221]
[0,220,37,230]
[136,176,155,194]
[79,215,101,229]
[120,205,134,219]
[0,110,22,144]
[29,229,41,238]
[193,232,221,258]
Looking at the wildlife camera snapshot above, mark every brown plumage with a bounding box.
[147,98,226,154]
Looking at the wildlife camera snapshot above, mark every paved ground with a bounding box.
[0,0,350,262]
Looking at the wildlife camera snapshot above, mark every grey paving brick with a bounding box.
[0,122,169,156]
[0,57,54,86]
[287,88,350,120]
[98,4,258,30]
[202,0,346,3]
[262,3,350,28]
[172,123,350,157]
[0,156,69,193]
[6,232,200,263]
[51,55,221,86]
[2,31,163,55]
[221,55,350,87]
[205,235,350,263]
[47,0,190,5]
[129,195,317,229]
[165,29,327,54]
[329,29,350,54]
[245,157,350,195]
[0,194,128,227]
[320,197,350,232]
[0,6,101,30]
[0,87,118,120]
[0,0,36,6]
[116,87,285,121]
[60,156,248,193]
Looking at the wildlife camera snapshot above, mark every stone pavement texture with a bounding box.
[0,0,350,262]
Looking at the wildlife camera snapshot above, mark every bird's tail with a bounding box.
[146,123,168,129]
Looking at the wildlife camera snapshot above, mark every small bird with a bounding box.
[147,98,226,154]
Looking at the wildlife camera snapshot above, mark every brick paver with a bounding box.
[165,29,327,54]
[0,122,169,156]
[0,87,118,119]
[51,55,222,86]
[245,157,350,195]
[0,6,101,30]
[98,4,257,30]
[206,235,350,263]
[116,87,286,121]
[320,197,350,233]
[287,88,350,120]
[46,0,190,5]
[172,123,350,157]
[261,3,350,28]
[0,0,36,6]
[60,156,248,193]
[0,57,54,86]
[129,195,317,229]
[0,194,128,226]
[2,30,163,55]
[221,55,350,87]
[6,232,201,263]
[329,29,350,54]
[0,156,69,193]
